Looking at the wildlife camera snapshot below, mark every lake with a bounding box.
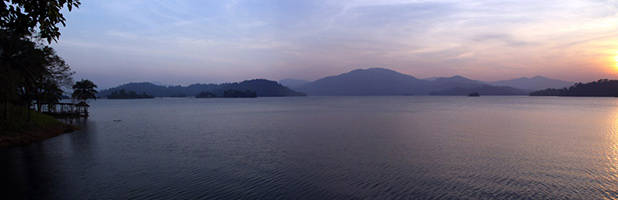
[1,96,617,199]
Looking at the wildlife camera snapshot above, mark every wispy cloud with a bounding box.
[55,0,618,88]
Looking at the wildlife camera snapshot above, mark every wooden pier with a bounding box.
[38,102,89,118]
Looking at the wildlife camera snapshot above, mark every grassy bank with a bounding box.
[0,107,78,148]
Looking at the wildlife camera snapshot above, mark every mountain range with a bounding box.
[280,68,573,96]
[278,79,310,89]
[284,68,531,96]
[294,68,431,96]
[100,68,574,98]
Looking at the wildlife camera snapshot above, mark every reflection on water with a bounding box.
[1,96,618,199]
[606,110,618,199]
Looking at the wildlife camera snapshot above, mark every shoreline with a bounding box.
[0,123,78,148]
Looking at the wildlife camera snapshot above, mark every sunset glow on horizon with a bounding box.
[52,0,618,88]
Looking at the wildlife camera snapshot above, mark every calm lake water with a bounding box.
[1,96,617,199]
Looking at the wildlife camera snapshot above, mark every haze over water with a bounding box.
[1,97,616,199]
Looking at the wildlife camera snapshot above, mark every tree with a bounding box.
[0,36,72,105]
[72,79,97,103]
[0,32,73,119]
[0,0,80,123]
[33,46,74,111]
[0,32,36,119]
[35,80,63,111]
[1,0,81,43]
[40,47,74,87]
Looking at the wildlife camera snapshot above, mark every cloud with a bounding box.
[470,34,532,47]
[55,0,618,87]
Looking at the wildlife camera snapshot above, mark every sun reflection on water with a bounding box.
[606,108,618,197]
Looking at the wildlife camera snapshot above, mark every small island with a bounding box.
[468,92,480,97]
[107,89,154,99]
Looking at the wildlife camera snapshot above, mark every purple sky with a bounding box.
[52,0,618,89]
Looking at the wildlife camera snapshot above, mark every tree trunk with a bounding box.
[2,68,9,121]
[3,100,7,121]
[25,87,32,122]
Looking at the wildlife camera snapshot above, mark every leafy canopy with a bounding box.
[1,0,81,43]
[72,79,97,101]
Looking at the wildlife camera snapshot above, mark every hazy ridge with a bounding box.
[101,68,575,97]
[292,68,531,96]
[98,79,305,98]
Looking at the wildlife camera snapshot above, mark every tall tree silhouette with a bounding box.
[72,79,97,103]
[0,0,79,123]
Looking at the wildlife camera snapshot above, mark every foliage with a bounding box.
[0,0,80,127]
[72,79,97,102]
[38,80,64,104]
[33,47,74,111]
[1,0,81,43]
[1,31,74,115]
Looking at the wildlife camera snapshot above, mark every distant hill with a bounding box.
[295,68,526,96]
[279,79,310,89]
[99,79,305,98]
[430,75,486,90]
[530,79,618,97]
[99,82,171,97]
[296,68,430,96]
[490,76,573,91]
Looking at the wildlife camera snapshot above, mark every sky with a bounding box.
[53,0,618,89]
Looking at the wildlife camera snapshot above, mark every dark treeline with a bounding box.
[223,90,257,98]
[429,85,529,96]
[530,79,618,97]
[196,90,257,98]
[196,91,216,98]
[108,90,154,99]
[1,0,96,132]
